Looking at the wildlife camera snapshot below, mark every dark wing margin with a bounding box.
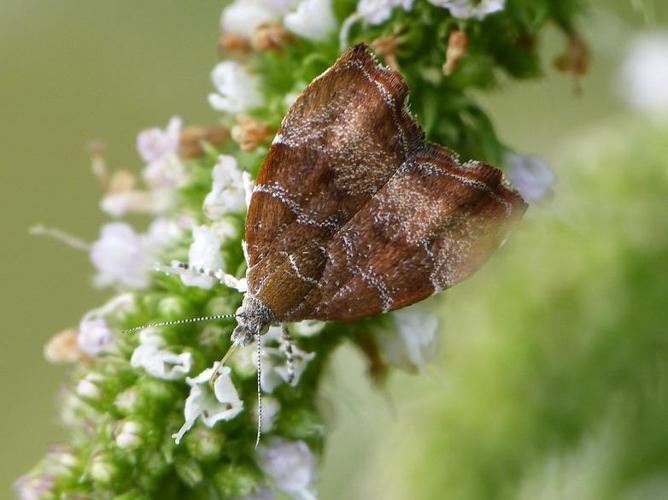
[287,144,527,322]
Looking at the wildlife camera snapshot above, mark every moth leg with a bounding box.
[155,260,247,292]
[281,324,296,385]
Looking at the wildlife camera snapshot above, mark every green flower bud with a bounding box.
[157,295,192,321]
[89,451,123,487]
[278,406,325,441]
[173,457,203,487]
[213,463,261,498]
[184,426,225,462]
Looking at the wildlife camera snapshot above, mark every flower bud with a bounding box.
[115,420,143,450]
[89,452,122,487]
[213,463,260,498]
[174,457,203,487]
[184,426,225,462]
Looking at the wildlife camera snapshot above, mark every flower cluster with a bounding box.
[21,0,581,497]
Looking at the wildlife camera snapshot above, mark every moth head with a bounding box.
[230,293,273,346]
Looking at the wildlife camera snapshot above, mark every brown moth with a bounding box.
[230,43,527,347]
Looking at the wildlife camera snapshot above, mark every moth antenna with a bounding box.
[255,332,263,449]
[122,313,236,334]
[281,324,296,385]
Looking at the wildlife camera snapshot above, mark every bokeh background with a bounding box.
[1,1,667,498]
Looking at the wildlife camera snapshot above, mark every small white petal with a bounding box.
[77,317,113,357]
[130,330,193,380]
[375,303,440,372]
[142,155,189,191]
[257,439,317,496]
[221,1,282,38]
[291,320,325,337]
[181,225,224,289]
[137,116,182,164]
[90,223,153,289]
[254,396,281,432]
[356,0,414,25]
[619,31,668,114]
[284,0,337,41]
[203,155,247,219]
[209,62,263,113]
[428,0,505,19]
[173,364,244,444]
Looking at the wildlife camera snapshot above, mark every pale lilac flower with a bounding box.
[130,329,193,380]
[142,155,189,192]
[203,155,247,219]
[221,0,297,39]
[258,327,315,393]
[91,223,152,289]
[77,318,113,357]
[619,31,668,115]
[15,473,55,500]
[209,61,264,113]
[284,0,336,41]
[136,116,182,165]
[257,438,317,499]
[173,363,244,444]
[505,153,556,202]
[357,0,414,25]
[77,293,135,356]
[90,219,180,290]
[375,303,440,372]
[428,0,505,19]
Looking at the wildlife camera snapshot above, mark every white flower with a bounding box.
[91,223,153,289]
[130,329,193,380]
[15,473,55,500]
[100,190,168,217]
[90,219,180,290]
[619,31,668,115]
[258,327,315,393]
[209,61,264,113]
[136,116,182,165]
[77,318,113,357]
[375,303,440,372]
[180,225,224,289]
[428,0,505,20]
[203,155,247,219]
[77,293,135,356]
[505,153,556,203]
[284,0,336,41]
[142,155,189,192]
[173,363,244,444]
[257,438,317,499]
[221,0,297,38]
[356,0,413,25]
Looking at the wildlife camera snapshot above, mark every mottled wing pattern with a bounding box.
[287,145,527,321]
[245,45,423,315]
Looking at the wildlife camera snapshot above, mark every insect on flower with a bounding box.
[129,44,526,443]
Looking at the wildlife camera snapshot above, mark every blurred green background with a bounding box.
[1,1,666,498]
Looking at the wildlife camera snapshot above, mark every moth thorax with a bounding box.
[231,293,275,346]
